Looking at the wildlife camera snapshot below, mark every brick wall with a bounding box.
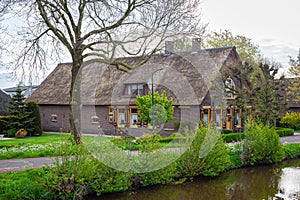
[39,105,70,132]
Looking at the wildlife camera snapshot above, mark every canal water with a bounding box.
[98,159,300,200]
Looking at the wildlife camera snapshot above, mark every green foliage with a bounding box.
[0,169,51,200]
[133,163,177,187]
[136,91,174,126]
[5,87,33,133]
[221,129,233,134]
[42,140,132,199]
[228,145,244,169]
[242,123,285,165]
[275,127,294,137]
[0,116,9,134]
[287,50,300,103]
[204,29,261,63]
[280,112,300,129]
[7,128,16,137]
[25,101,42,135]
[176,127,231,179]
[283,144,300,159]
[222,133,245,143]
[250,63,285,125]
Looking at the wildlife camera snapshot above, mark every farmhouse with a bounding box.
[28,43,250,134]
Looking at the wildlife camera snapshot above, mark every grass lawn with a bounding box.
[0,133,72,148]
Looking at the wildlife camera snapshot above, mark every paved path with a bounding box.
[1,133,300,173]
[0,157,62,173]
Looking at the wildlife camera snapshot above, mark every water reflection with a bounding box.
[96,159,300,200]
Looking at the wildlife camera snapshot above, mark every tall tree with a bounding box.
[287,49,300,103]
[6,87,33,133]
[249,62,285,125]
[1,0,206,143]
[204,29,261,64]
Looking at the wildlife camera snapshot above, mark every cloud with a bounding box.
[259,38,299,68]
[0,73,19,89]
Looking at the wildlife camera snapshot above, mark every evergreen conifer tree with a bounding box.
[25,101,42,135]
[6,87,33,134]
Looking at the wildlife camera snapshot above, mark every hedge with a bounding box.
[275,127,294,137]
[222,133,245,143]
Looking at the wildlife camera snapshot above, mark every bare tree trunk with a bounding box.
[69,52,83,144]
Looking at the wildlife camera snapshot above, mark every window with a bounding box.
[225,77,235,99]
[91,116,99,124]
[201,108,210,126]
[108,106,113,123]
[124,83,146,96]
[118,109,125,124]
[216,109,222,128]
[235,109,241,127]
[130,107,138,125]
[51,114,57,122]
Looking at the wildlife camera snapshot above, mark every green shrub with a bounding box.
[0,116,9,134]
[280,112,300,129]
[42,142,132,199]
[0,169,50,200]
[228,144,244,169]
[7,128,16,137]
[275,127,294,137]
[222,133,245,143]
[133,163,177,187]
[242,123,285,165]
[221,129,233,134]
[176,127,231,179]
[283,144,300,159]
[25,101,42,135]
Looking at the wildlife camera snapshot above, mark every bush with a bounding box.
[176,127,231,179]
[283,144,300,159]
[0,169,50,200]
[280,112,300,129]
[42,142,132,199]
[0,116,9,134]
[222,133,245,143]
[7,128,17,137]
[221,129,233,134]
[275,127,294,137]
[242,123,285,165]
[25,101,42,135]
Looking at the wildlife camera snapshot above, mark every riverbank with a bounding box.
[96,158,300,200]
[1,126,300,199]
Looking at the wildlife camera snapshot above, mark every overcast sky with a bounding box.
[202,0,300,68]
[1,0,300,89]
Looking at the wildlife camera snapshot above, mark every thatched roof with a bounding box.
[28,46,240,106]
[0,89,11,115]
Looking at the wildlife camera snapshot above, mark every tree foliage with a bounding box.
[287,49,300,103]
[25,101,42,135]
[5,87,33,134]
[280,112,300,129]
[136,91,174,126]
[249,62,286,125]
[204,29,261,63]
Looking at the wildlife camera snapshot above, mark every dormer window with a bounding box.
[124,83,147,96]
[225,77,235,99]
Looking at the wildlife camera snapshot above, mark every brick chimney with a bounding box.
[165,41,174,54]
[192,38,202,51]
